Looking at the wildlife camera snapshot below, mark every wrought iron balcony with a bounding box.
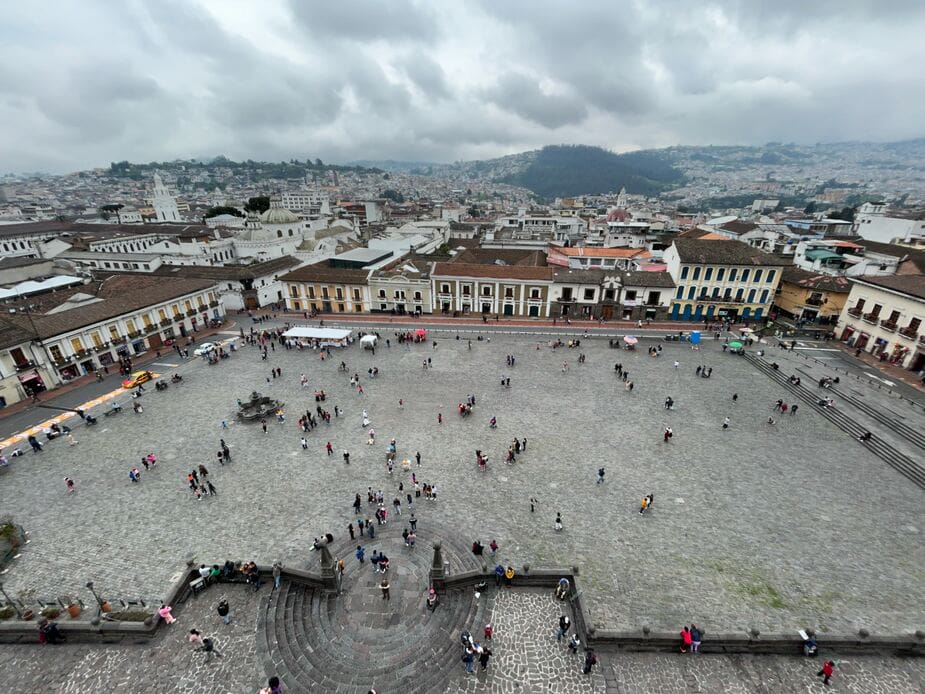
[847,306,863,318]
[899,326,919,340]
[805,296,825,306]
[880,320,898,332]
[13,360,37,372]
[861,312,880,325]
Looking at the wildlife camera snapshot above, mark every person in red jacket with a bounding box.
[816,660,835,685]
[680,625,692,653]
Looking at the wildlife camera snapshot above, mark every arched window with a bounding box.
[288,229,293,236]
[277,230,282,238]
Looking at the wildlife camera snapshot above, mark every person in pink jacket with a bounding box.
[158,604,176,624]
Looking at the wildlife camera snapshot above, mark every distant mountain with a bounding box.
[500,145,683,199]
[425,145,684,199]
[347,159,438,173]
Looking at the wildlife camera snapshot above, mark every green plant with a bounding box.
[41,607,61,619]
[0,606,15,620]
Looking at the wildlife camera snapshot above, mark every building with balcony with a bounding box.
[0,276,223,401]
[837,275,925,371]
[280,262,370,314]
[368,258,435,315]
[606,270,675,322]
[430,263,554,317]
[550,269,605,319]
[663,239,787,322]
[546,246,650,271]
[775,268,851,325]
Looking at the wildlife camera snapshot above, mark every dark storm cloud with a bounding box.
[484,72,587,128]
[0,0,923,172]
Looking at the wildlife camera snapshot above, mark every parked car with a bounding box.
[121,370,155,389]
[194,342,216,357]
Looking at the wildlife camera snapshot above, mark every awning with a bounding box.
[282,327,353,341]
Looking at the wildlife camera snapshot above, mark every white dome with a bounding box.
[260,202,300,225]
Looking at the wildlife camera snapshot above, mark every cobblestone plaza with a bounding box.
[0,326,922,641]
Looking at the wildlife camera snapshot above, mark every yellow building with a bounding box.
[279,262,369,314]
[775,268,851,326]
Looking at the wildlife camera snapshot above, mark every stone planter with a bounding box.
[67,603,82,619]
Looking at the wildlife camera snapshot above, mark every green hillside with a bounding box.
[500,145,683,198]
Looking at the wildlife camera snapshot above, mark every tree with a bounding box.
[803,201,816,214]
[244,196,270,213]
[829,206,857,222]
[381,189,405,203]
[204,205,244,219]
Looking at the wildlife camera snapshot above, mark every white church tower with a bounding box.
[152,173,181,223]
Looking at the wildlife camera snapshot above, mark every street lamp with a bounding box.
[0,581,23,618]
[85,581,103,616]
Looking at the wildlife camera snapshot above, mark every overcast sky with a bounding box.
[2,0,924,173]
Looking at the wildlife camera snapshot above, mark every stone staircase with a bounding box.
[745,352,925,488]
[257,530,490,692]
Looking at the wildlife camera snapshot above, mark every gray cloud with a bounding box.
[0,0,924,173]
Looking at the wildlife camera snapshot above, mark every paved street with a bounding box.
[0,326,922,641]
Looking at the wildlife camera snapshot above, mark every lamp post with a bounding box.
[0,581,23,618]
[85,580,103,616]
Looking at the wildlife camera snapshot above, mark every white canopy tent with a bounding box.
[360,334,378,350]
[282,327,353,347]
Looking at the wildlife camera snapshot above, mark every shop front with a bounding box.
[17,369,46,397]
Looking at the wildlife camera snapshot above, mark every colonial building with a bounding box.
[280,262,370,314]
[838,275,925,371]
[546,246,650,271]
[550,269,605,319]
[150,256,301,310]
[0,276,223,402]
[368,258,436,315]
[606,270,675,322]
[775,269,851,326]
[664,239,787,322]
[430,263,554,317]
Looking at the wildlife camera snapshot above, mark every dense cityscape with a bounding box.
[0,2,923,693]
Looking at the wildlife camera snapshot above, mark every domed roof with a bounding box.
[260,200,300,225]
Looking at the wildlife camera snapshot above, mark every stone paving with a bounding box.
[0,327,922,640]
[0,580,921,693]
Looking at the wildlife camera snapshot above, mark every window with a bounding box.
[277,230,282,238]
[378,289,386,298]
[747,289,756,302]
[394,290,405,300]
[765,270,775,283]
[741,269,750,282]
[413,291,422,301]
[353,289,361,301]
[158,309,167,320]
[870,304,882,317]
[712,287,720,298]
[70,337,84,352]
[335,288,344,300]
[604,288,615,300]
[109,326,120,341]
[50,345,63,362]
[561,288,573,301]
[583,288,595,300]
[184,300,193,312]
[680,266,689,279]
[760,290,769,303]
[462,285,471,296]
[704,267,713,281]
[292,301,301,311]
[754,269,762,282]
[735,288,744,301]
[687,286,696,300]
[530,288,541,300]
[482,286,492,296]
[337,303,345,312]
[717,268,725,281]
[675,286,684,299]
[648,292,661,305]
[723,287,732,300]
[321,288,329,299]
[692,267,701,280]
[441,284,450,293]
[624,290,637,301]
[142,315,152,327]
[91,332,103,347]
[504,287,514,299]
[855,298,865,311]
[380,303,388,311]
[729,269,738,282]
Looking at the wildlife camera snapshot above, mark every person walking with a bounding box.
[582,649,598,674]
[640,496,649,514]
[554,512,563,532]
[272,562,282,591]
[732,393,738,402]
[158,604,176,624]
[348,523,355,540]
[199,635,223,663]
[478,647,493,670]
[343,450,350,465]
[463,648,475,675]
[816,659,835,686]
[415,451,421,466]
[597,467,605,484]
[380,578,390,600]
[556,615,571,641]
[206,480,217,496]
[791,404,798,416]
[356,545,365,563]
[722,416,730,430]
[217,597,231,625]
